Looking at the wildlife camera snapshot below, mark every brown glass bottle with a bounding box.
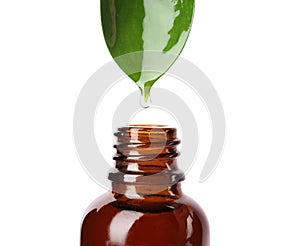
[81,125,209,246]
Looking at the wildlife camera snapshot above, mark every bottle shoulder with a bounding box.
[84,192,208,219]
[81,192,209,246]
[177,194,209,221]
[82,192,115,218]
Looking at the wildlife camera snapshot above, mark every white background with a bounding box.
[1,0,300,245]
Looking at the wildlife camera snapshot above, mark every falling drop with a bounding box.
[139,92,151,108]
[138,83,152,108]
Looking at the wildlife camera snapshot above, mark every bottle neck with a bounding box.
[109,125,184,200]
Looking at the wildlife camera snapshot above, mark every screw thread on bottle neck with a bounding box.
[109,125,184,197]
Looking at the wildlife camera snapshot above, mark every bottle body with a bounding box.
[81,187,209,246]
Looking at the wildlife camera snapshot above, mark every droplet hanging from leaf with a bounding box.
[101,0,195,102]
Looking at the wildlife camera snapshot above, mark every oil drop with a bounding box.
[139,91,151,108]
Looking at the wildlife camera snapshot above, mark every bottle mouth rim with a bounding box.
[126,124,174,129]
[114,125,178,144]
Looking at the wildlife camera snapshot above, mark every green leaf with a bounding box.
[101,0,195,101]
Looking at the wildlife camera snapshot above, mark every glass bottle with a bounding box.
[81,125,209,246]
